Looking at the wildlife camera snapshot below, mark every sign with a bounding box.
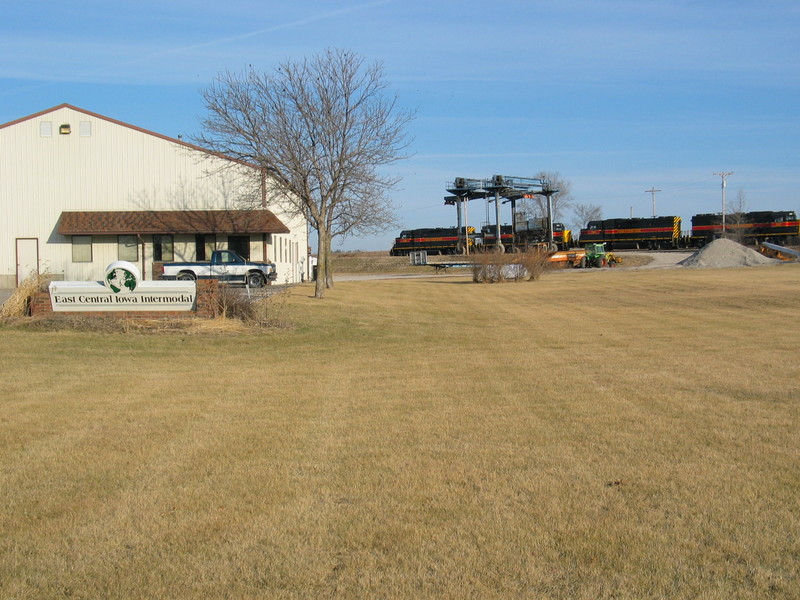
[49,261,196,312]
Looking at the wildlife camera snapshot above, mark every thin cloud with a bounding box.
[0,0,398,91]
[113,0,398,63]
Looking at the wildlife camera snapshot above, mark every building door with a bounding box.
[16,238,39,286]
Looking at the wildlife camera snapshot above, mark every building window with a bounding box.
[79,121,92,137]
[228,235,250,260]
[153,235,174,262]
[118,235,138,261]
[195,235,206,261]
[195,234,216,261]
[40,121,52,137]
[71,235,92,262]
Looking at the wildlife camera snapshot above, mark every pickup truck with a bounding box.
[160,250,277,288]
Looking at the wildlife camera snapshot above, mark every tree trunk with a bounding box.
[315,228,330,298]
[325,251,334,288]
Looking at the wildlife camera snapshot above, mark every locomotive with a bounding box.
[579,216,682,250]
[389,227,474,256]
[391,210,798,256]
[690,211,798,246]
[389,223,572,256]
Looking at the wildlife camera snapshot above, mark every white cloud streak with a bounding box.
[1,0,399,88]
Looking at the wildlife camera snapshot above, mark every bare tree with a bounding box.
[520,172,574,222]
[727,188,748,243]
[571,202,603,232]
[195,49,414,298]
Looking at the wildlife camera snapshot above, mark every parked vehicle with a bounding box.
[158,250,277,288]
[690,210,799,246]
[389,222,572,256]
[389,227,474,256]
[578,211,798,249]
[579,243,619,267]
[579,216,682,250]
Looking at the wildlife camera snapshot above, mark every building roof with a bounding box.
[57,210,290,236]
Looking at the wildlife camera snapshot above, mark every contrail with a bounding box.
[0,0,398,96]
[162,0,397,56]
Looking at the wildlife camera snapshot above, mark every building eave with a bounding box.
[57,210,290,236]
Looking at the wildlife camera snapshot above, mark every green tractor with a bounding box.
[580,243,619,268]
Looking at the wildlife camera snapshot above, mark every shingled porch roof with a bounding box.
[57,210,290,236]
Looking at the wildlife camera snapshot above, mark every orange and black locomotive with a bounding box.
[690,210,798,246]
[579,216,682,250]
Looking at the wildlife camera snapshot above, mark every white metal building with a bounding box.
[0,104,309,288]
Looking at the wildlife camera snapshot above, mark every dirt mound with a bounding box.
[679,238,780,268]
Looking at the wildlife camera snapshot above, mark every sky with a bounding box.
[2,0,798,251]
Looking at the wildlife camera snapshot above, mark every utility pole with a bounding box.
[713,172,734,234]
[645,187,661,217]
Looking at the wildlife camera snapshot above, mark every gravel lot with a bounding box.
[621,251,693,269]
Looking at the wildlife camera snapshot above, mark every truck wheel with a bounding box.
[246,272,265,288]
[177,271,196,281]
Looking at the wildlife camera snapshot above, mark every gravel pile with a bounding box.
[679,238,780,268]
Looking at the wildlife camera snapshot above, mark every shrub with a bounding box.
[471,248,552,283]
[213,284,291,328]
[514,248,551,281]
[214,284,255,320]
[0,271,53,318]
[471,249,506,283]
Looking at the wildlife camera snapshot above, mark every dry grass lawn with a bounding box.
[331,250,420,273]
[1,265,798,599]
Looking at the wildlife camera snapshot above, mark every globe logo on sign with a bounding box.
[103,261,141,294]
[106,267,137,294]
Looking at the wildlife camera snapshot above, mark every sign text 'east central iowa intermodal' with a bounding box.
[48,261,196,312]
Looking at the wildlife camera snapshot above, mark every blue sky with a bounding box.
[3,0,798,250]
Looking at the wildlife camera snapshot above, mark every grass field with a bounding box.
[331,250,420,273]
[1,265,798,599]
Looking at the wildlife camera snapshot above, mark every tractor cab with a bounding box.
[580,243,620,268]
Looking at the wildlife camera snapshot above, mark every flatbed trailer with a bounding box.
[430,262,473,273]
